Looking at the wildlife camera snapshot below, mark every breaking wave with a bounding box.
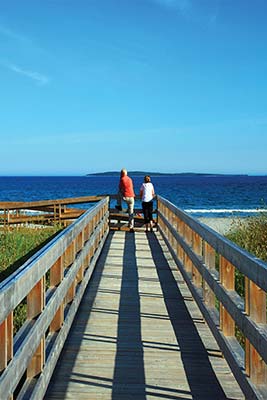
[185,209,266,214]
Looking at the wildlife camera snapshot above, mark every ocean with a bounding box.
[0,175,267,218]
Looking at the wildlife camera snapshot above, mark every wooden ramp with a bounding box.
[45,231,244,400]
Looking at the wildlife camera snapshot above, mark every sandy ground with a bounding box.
[197,217,243,235]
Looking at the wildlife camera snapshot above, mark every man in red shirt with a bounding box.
[116,169,135,230]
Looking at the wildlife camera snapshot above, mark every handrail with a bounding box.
[157,195,267,400]
[0,195,105,210]
[0,197,109,400]
[0,195,107,226]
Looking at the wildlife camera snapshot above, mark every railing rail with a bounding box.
[0,197,109,400]
[0,195,106,226]
[157,195,267,400]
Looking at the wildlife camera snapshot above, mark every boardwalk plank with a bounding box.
[45,231,244,400]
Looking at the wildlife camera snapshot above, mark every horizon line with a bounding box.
[0,171,267,177]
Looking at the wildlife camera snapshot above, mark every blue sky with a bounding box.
[1,0,267,175]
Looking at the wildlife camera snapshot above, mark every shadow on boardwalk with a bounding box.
[45,231,242,400]
[146,233,230,400]
[111,231,146,399]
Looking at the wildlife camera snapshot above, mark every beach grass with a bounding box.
[225,214,267,347]
[0,225,61,282]
[0,225,62,333]
[226,214,267,262]
[200,214,267,347]
[200,214,267,297]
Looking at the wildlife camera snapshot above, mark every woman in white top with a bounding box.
[140,175,155,232]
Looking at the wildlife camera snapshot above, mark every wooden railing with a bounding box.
[0,196,105,226]
[1,194,266,399]
[157,196,267,400]
[0,197,109,400]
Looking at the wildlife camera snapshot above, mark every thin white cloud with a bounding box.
[0,23,32,44]
[152,0,192,13]
[0,22,49,59]
[0,23,50,85]
[152,0,220,27]
[5,62,49,85]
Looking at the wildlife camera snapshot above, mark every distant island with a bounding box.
[86,171,248,177]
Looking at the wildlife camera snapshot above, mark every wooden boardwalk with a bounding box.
[45,230,244,400]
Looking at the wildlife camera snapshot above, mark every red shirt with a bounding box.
[119,175,135,197]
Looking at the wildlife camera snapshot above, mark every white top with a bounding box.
[140,182,155,202]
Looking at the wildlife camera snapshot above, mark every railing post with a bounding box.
[177,219,185,264]
[84,223,90,242]
[173,215,179,261]
[0,319,7,372]
[166,208,171,244]
[0,313,13,373]
[192,231,202,288]
[160,204,166,236]
[77,230,84,253]
[76,229,85,283]
[53,204,56,223]
[245,279,267,384]
[65,239,77,304]
[7,209,10,227]
[184,225,193,276]
[156,195,159,229]
[64,240,75,269]
[58,204,62,224]
[85,219,94,270]
[219,256,235,336]
[50,256,64,332]
[203,242,215,309]
[27,277,45,378]
[3,208,6,227]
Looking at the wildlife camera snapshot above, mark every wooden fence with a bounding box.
[157,195,267,400]
[0,197,109,399]
[0,196,104,226]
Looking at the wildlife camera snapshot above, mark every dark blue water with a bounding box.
[0,175,267,217]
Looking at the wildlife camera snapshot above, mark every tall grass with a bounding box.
[225,213,267,346]
[0,225,61,333]
[0,225,61,281]
[227,213,267,262]
[226,214,267,298]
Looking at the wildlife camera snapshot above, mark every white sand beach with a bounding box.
[197,217,241,235]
